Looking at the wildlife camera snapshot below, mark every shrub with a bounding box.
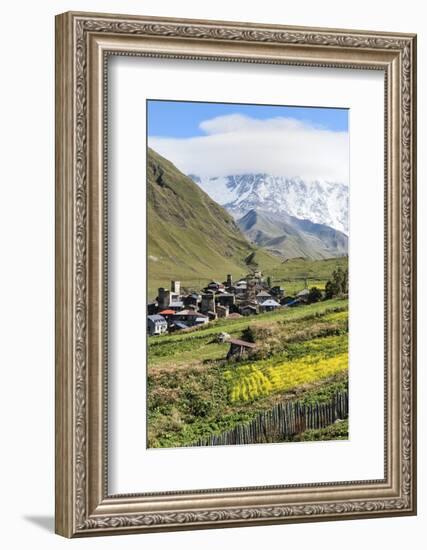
[308,286,322,303]
[184,391,214,418]
[325,267,348,299]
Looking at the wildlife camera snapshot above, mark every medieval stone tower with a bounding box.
[171,280,181,295]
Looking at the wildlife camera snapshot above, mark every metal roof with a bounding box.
[260,299,281,307]
[147,315,167,322]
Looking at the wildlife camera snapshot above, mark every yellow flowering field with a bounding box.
[226,335,348,403]
[321,310,349,323]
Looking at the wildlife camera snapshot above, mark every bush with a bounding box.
[308,286,322,303]
[325,267,348,299]
[184,390,214,418]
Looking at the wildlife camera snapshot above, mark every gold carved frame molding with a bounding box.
[55,11,417,537]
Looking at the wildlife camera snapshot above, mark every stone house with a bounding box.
[256,290,272,304]
[240,304,258,316]
[216,304,229,318]
[147,315,168,336]
[171,310,209,327]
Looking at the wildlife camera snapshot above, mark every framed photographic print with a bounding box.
[55,11,417,537]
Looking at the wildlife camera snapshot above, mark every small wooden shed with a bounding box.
[226,338,256,360]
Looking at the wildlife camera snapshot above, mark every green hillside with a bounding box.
[147,148,279,298]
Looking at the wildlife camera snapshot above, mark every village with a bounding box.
[147,271,312,337]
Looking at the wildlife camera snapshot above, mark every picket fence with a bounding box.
[191,391,348,447]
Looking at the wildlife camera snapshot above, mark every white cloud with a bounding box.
[148,114,349,184]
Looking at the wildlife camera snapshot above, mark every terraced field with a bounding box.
[227,342,348,403]
[147,298,349,448]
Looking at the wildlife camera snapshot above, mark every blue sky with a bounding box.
[147,100,349,183]
[147,100,348,138]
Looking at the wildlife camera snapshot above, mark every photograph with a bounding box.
[53,9,416,538]
[146,100,350,449]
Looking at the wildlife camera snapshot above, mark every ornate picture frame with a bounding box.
[55,11,417,537]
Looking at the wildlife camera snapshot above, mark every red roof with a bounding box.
[159,309,175,315]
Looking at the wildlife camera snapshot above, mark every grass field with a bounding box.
[265,256,348,294]
[147,297,349,448]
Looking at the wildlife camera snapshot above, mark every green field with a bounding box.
[147,297,349,448]
[265,256,348,294]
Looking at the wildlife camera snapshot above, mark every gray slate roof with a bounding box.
[147,315,167,323]
[173,321,190,330]
[173,310,208,317]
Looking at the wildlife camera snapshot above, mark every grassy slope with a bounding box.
[147,148,280,298]
[264,256,348,294]
[149,298,347,366]
[147,298,349,448]
[285,419,349,442]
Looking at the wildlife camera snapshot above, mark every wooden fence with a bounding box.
[191,391,348,447]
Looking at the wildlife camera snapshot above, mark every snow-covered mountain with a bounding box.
[189,174,349,236]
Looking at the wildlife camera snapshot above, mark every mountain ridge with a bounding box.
[237,209,348,260]
[190,173,349,235]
